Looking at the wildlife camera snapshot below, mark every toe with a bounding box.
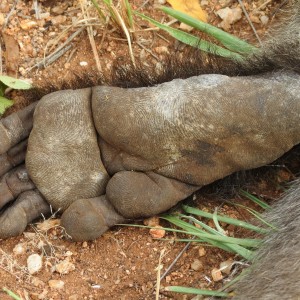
[0,190,50,239]
[61,196,125,241]
[0,165,35,209]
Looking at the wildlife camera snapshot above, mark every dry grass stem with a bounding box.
[80,0,102,72]
[238,0,262,45]
[0,248,32,281]
[136,41,159,60]
[111,5,136,66]
[155,248,166,300]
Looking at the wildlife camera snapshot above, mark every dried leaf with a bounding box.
[167,0,207,22]
[2,33,19,77]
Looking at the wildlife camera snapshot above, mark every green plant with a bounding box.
[159,192,272,297]
[135,6,257,60]
[123,191,272,297]
[90,0,135,65]
[0,75,32,115]
[2,287,22,300]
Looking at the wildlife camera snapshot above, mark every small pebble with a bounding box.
[220,259,233,275]
[144,216,160,227]
[51,15,67,25]
[191,259,203,271]
[260,15,269,25]
[52,6,65,15]
[13,243,26,255]
[211,268,223,282]
[149,226,166,238]
[154,46,169,54]
[198,247,206,257]
[20,19,38,30]
[48,279,65,289]
[31,277,45,288]
[27,254,43,274]
[55,259,75,274]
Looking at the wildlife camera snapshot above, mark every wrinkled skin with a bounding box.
[0,71,299,242]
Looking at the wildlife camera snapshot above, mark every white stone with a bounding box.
[27,254,43,274]
[13,243,26,255]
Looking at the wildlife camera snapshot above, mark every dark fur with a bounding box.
[234,179,300,299]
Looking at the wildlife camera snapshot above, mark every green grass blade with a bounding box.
[176,215,254,260]
[90,0,106,21]
[165,286,229,297]
[169,216,236,252]
[179,214,221,235]
[124,0,134,28]
[213,208,227,235]
[233,203,276,230]
[135,11,243,60]
[121,222,235,252]
[162,216,261,248]
[182,205,266,233]
[161,6,257,54]
[239,190,271,210]
[2,288,22,300]
[102,0,111,5]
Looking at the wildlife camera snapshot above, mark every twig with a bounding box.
[33,0,40,19]
[30,44,72,71]
[155,249,166,300]
[66,47,77,64]
[160,242,191,281]
[137,0,151,11]
[155,32,171,43]
[148,241,192,297]
[3,0,19,30]
[98,25,109,51]
[237,0,262,46]
[47,22,91,55]
[29,27,85,71]
[0,248,32,281]
[111,5,136,67]
[270,0,290,17]
[253,0,272,12]
[136,41,159,60]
